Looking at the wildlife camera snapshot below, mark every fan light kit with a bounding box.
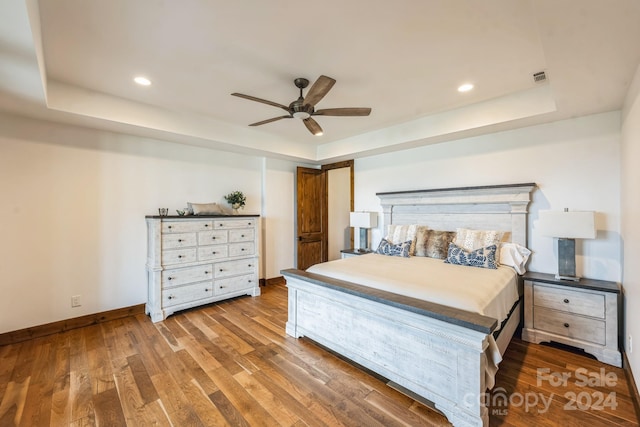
[134,76,151,86]
[232,75,371,136]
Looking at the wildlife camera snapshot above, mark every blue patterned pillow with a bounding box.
[444,243,498,269]
[375,238,412,257]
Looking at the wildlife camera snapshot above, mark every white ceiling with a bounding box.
[1,0,640,162]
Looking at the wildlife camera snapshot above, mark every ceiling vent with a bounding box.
[533,71,547,84]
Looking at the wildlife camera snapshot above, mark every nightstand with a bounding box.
[340,249,373,259]
[522,271,621,367]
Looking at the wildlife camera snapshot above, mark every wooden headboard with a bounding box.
[376,183,536,247]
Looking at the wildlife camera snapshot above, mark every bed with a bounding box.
[281,183,536,427]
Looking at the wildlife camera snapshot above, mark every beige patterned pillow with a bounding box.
[189,202,224,215]
[415,229,457,259]
[454,228,505,262]
[386,224,420,255]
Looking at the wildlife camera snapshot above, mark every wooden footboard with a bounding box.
[283,269,500,427]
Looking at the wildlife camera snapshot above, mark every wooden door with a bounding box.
[296,167,327,270]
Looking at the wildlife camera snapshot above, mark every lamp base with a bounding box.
[557,238,579,281]
[359,228,369,251]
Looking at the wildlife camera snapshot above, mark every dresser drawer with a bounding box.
[162,232,197,249]
[215,258,257,278]
[163,282,213,307]
[198,230,228,245]
[162,264,213,287]
[162,220,213,233]
[228,242,255,257]
[197,245,229,261]
[533,307,605,345]
[229,228,254,243]
[162,248,197,265]
[215,274,257,295]
[533,284,605,319]
[214,219,256,229]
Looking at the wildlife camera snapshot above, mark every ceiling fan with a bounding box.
[231,75,371,136]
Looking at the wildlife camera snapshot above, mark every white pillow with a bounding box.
[499,243,531,274]
[188,202,224,215]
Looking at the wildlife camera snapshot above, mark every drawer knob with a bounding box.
[204,224,209,227]
[204,271,209,274]
[178,239,183,242]
[212,237,216,240]
[220,285,225,289]
[219,268,223,272]
[168,295,174,299]
[178,255,183,259]
[205,288,210,292]
[168,225,172,229]
[248,279,252,283]
[212,251,217,254]
[241,234,245,237]
[248,264,252,267]
[241,248,245,251]
[167,277,173,281]
[563,298,570,303]
[564,323,570,328]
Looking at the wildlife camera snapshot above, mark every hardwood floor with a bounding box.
[0,283,638,426]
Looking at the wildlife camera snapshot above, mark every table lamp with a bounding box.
[538,209,596,281]
[350,212,378,252]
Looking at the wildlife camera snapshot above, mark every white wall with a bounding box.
[0,113,277,333]
[262,157,297,279]
[327,167,351,260]
[354,111,621,282]
[621,64,640,389]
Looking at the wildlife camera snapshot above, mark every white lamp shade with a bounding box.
[349,212,378,229]
[538,210,596,239]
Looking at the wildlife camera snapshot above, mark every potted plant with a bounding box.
[224,191,246,213]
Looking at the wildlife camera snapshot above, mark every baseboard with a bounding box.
[623,351,640,420]
[0,303,146,346]
[263,276,286,286]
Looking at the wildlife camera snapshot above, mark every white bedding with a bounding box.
[307,254,519,326]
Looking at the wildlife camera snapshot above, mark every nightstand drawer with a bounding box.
[533,307,605,345]
[533,284,605,319]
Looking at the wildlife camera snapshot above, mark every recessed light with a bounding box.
[458,83,474,92]
[134,76,151,86]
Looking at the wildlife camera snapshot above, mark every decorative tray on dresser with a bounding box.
[145,215,260,322]
[522,271,622,367]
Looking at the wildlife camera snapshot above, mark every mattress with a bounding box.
[307,253,519,327]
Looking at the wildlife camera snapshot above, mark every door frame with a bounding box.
[295,160,354,269]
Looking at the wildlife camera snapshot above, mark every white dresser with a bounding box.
[146,215,260,322]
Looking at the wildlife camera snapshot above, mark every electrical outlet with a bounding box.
[71,295,81,307]
[629,334,633,354]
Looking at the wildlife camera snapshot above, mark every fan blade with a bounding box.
[249,115,291,126]
[313,107,371,117]
[303,75,336,107]
[231,93,290,112]
[303,118,323,135]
